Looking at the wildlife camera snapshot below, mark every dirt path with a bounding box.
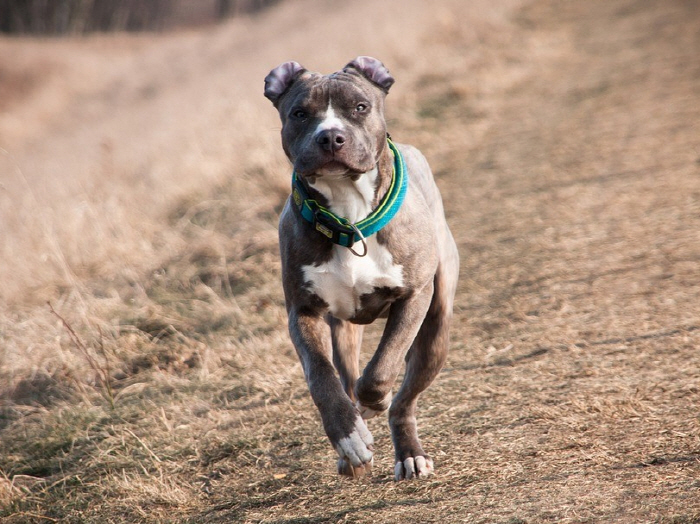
[414,1,700,521]
[203,1,700,521]
[1,0,699,522]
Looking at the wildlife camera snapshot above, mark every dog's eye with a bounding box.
[355,103,368,113]
[291,109,308,120]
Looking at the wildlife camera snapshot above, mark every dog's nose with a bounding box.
[316,129,346,152]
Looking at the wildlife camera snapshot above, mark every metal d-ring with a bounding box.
[348,223,368,257]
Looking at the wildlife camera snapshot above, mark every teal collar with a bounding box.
[291,138,408,256]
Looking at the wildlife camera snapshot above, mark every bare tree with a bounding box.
[216,0,235,19]
[0,0,281,34]
[0,0,171,34]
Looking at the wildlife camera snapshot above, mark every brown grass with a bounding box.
[1,0,699,522]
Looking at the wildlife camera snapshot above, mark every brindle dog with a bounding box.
[264,57,459,480]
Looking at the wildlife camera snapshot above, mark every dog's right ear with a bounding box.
[343,56,395,93]
[264,61,306,105]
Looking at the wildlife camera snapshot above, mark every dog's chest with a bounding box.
[302,240,404,321]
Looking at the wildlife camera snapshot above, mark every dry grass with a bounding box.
[1,0,700,522]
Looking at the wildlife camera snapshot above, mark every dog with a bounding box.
[264,56,459,480]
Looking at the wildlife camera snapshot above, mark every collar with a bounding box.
[291,138,408,257]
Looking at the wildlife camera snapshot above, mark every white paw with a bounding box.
[335,416,374,468]
[356,392,392,420]
[394,456,434,480]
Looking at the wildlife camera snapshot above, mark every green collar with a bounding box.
[291,138,408,256]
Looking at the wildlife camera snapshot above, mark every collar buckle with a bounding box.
[312,208,356,248]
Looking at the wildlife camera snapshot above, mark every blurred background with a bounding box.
[0,0,280,34]
[1,1,699,522]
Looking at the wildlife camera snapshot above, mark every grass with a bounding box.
[2,0,700,522]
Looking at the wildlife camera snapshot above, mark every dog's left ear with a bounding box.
[343,56,395,93]
[264,61,307,105]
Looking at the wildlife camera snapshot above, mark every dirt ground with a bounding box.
[1,0,699,523]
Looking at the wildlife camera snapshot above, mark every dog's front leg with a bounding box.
[354,281,434,418]
[287,308,374,477]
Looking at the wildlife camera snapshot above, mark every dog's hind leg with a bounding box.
[389,257,458,480]
[329,315,364,402]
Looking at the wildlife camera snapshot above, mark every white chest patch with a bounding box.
[303,238,404,320]
[301,134,402,320]
[310,169,377,223]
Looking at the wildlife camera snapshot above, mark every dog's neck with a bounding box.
[307,146,394,224]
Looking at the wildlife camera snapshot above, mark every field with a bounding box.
[1,0,699,522]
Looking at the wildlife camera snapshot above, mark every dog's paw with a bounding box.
[394,455,434,480]
[356,391,392,420]
[337,455,374,478]
[334,416,374,477]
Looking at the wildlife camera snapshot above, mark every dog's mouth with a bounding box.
[296,153,377,179]
[295,159,361,179]
[315,160,355,177]
[292,140,377,179]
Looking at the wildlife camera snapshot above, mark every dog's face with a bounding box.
[264,57,395,179]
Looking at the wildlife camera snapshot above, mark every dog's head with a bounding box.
[264,57,395,179]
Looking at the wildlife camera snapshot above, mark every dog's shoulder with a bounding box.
[395,143,445,219]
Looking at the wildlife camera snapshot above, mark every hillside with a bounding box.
[1,0,699,522]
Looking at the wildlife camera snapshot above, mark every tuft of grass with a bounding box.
[48,302,116,409]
